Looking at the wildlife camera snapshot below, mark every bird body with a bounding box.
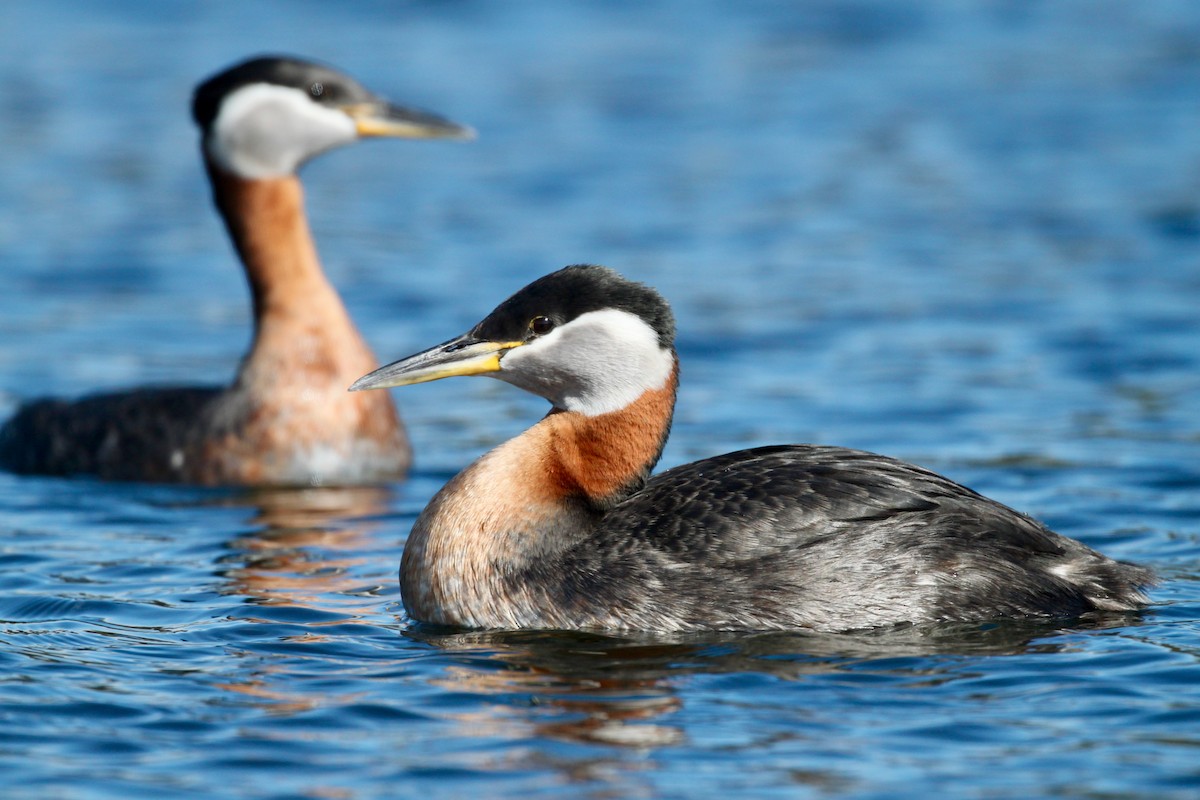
[353,265,1152,633]
[0,56,471,486]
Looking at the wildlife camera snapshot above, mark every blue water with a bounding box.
[2,1,1200,797]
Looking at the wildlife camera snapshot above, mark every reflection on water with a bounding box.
[215,662,329,718]
[213,486,395,610]
[196,487,404,718]
[415,628,688,748]
[404,615,1140,753]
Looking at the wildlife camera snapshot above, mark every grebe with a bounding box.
[0,56,472,486]
[351,265,1153,632]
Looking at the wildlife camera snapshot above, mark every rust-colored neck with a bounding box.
[207,161,343,326]
[541,362,679,509]
[206,163,376,376]
[206,160,380,379]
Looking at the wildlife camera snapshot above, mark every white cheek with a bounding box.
[206,84,357,179]
[499,308,674,416]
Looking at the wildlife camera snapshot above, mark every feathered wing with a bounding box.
[0,387,220,481]
[553,446,1151,631]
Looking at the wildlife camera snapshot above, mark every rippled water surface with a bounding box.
[2,2,1200,797]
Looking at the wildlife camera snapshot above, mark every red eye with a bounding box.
[530,316,555,336]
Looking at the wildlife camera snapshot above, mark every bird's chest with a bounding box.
[398,498,557,628]
[398,450,585,628]
[193,385,405,485]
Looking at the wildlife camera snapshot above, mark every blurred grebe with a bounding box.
[0,56,472,486]
[351,265,1152,632]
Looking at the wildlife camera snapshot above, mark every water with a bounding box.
[2,1,1199,797]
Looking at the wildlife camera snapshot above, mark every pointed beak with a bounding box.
[349,335,524,392]
[343,101,475,141]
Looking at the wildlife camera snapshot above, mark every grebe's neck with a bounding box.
[201,160,406,484]
[541,359,678,509]
[208,162,339,322]
[401,361,678,627]
[206,161,380,381]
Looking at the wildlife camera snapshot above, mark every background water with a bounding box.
[1,1,1199,797]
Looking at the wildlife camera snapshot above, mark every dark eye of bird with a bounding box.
[310,82,324,97]
[530,316,555,336]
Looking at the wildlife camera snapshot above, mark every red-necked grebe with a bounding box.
[351,265,1152,632]
[0,56,472,486]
